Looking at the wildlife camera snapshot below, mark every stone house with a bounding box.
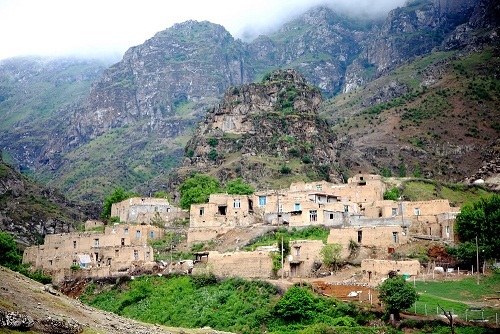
[23,223,164,282]
[111,197,187,225]
[192,240,324,279]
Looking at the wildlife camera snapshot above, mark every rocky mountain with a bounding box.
[0,0,498,204]
[178,69,341,191]
[0,153,99,245]
[0,56,107,174]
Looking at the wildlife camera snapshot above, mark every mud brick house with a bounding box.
[111,197,187,225]
[23,223,164,282]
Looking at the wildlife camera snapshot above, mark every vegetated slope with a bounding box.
[323,46,499,184]
[175,69,342,193]
[0,0,493,202]
[0,156,99,245]
[0,266,229,334]
[0,56,108,172]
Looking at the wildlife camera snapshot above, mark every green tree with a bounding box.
[383,187,401,201]
[378,275,419,320]
[101,187,137,219]
[153,191,168,199]
[381,168,392,177]
[274,286,317,322]
[225,178,254,195]
[208,149,218,161]
[398,163,407,177]
[0,231,22,269]
[179,174,222,210]
[453,194,500,263]
[413,163,423,177]
[319,243,343,271]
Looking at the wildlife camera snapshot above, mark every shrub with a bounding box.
[280,166,292,174]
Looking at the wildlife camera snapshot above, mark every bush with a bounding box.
[383,187,400,201]
[280,166,292,174]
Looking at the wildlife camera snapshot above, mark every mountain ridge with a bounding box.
[0,0,497,203]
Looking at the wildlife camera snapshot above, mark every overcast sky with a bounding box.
[0,0,407,61]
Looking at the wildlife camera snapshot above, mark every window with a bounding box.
[121,238,125,246]
[72,260,77,266]
[146,251,150,259]
[73,241,77,249]
[357,231,362,243]
[115,249,119,256]
[218,206,227,215]
[199,207,204,215]
[393,232,399,243]
[445,226,450,237]
[49,260,53,266]
[294,203,300,211]
[344,205,349,213]
[392,208,397,216]
[150,231,155,238]
[258,196,267,207]
[295,247,301,257]
[414,208,420,216]
[309,210,317,222]
[107,258,111,265]
[134,250,139,260]
[136,230,141,238]
[316,184,322,190]
[329,213,334,220]
[234,199,241,208]
[94,239,99,247]
[278,204,283,213]
[124,228,129,234]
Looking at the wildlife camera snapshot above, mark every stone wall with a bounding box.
[360,259,421,282]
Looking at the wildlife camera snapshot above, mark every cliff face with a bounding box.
[181,69,341,189]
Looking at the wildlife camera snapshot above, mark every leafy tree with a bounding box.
[381,168,392,177]
[0,231,22,269]
[413,163,423,177]
[153,191,168,199]
[208,149,218,161]
[101,187,138,219]
[179,174,222,210]
[319,243,343,271]
[207,138,219,147]
[225,178,254,195]
[398,163,407,177]
[452,194,500,263]
[383,186,401,201]
[378,275,419,320]
[274,286,317,322]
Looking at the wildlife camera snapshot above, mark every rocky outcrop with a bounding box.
[182,69,341,188]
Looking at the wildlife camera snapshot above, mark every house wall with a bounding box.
[22,224,163,278]
[187,227,235,244]
[190,194,256,228]
[111,197,185,224]
[361,259,421,282]
[327,225,409,259]
[192,251,274,278]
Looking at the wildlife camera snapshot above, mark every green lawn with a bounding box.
[408,273,500,323]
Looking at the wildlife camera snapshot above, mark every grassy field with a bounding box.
[408,272,500,324]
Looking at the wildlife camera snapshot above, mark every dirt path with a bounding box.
[0,266,232,334]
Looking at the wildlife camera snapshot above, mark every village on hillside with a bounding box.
[23,174,460,284]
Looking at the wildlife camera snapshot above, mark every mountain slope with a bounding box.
[0,0,497,202]
[0,154,98,245]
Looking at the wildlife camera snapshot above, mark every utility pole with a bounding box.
[476,236,480,285]
[281,235,284,280]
